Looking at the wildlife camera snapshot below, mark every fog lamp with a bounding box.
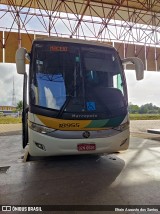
[34,142,46,151]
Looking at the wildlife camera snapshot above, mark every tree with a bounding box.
[128,103,140,114]
[16,100,23,112]
[128,103,160,114]
[139,103,159,114]
[138,104,148,114]
[129,103,160,114]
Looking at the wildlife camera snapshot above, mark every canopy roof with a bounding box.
[1,0,160,12]
[0,0,160,70]
[0,0,160,26]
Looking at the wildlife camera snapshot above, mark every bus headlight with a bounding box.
[29,121,55,134]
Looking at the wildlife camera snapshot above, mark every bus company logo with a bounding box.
[59,123,80,128]
[83,131,90,138]
[72,114,98,119]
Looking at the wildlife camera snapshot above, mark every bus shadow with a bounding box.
[20,154,125,204]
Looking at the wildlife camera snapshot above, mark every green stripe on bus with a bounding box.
[85,119,109,128]
[104,115,125,127]
[86,115,125,128]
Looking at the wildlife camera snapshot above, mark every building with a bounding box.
[0,106,17,116]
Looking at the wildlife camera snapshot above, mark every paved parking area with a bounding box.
[0,124,22,136]
[0,121,160,213]
[131,120,160,134]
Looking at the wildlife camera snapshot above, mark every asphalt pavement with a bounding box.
[0,121,160,214]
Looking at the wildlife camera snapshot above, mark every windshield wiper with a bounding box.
[56,83,81,119]
[57,53,82,118]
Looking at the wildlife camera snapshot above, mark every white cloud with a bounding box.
[125,70,160,107]
[0,63,23,106]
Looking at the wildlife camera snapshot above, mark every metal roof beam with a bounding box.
[70,0,90,37]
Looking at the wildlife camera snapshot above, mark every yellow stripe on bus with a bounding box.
[36,114,110,131]
[37,114,91,130]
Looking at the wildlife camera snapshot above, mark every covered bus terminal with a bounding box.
[0,0,160,213]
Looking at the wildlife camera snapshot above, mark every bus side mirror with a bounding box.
[15,47,27,74]
[122,57,144,80]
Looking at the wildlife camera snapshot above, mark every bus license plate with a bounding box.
[77,144,96,151]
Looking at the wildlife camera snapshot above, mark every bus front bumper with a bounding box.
[28,128,130,156]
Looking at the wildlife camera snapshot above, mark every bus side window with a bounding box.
[113,74,124,93]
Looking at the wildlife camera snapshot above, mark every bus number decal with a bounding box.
[59,123,80,128]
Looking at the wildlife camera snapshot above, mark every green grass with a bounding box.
[129,114,160,120]
[0,116,22,124]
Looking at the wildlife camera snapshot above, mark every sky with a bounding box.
[125,70,160,107]
[1,63,160,107]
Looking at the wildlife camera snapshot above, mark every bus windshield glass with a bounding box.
[30,41,127,119]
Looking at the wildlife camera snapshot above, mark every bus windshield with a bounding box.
[30,41,127,119]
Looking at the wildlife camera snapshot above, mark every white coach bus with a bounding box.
[16,37,144,156]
